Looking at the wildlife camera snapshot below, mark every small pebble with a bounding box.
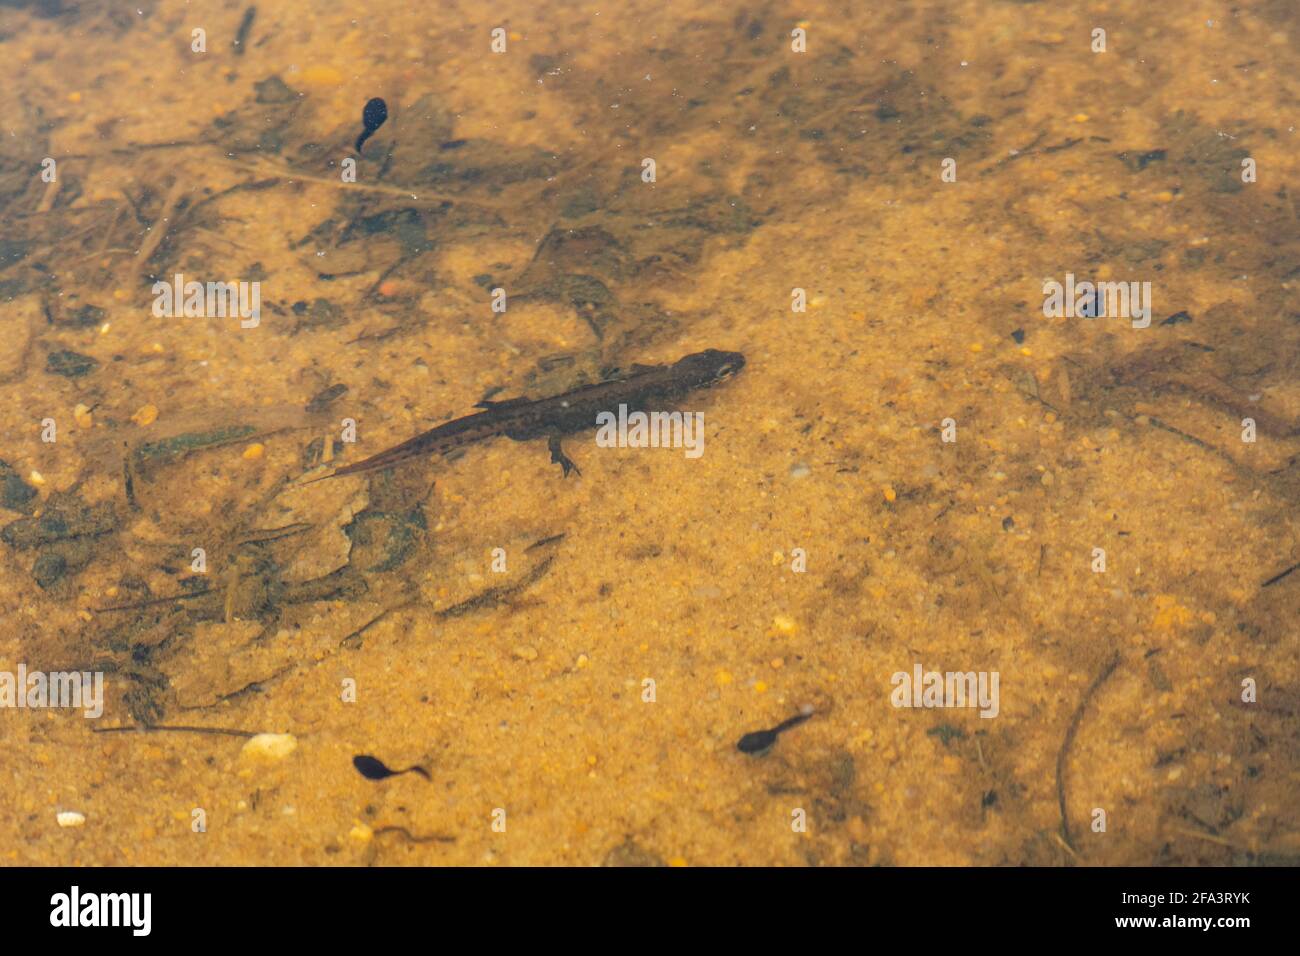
[56,811,86,828]
[242,442,265,460]
[789,462,811,479]
[73,404,93,429]
[240,733,297,763]
[131,404,159,426]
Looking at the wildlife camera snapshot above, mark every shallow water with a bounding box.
[1,0,1297,865]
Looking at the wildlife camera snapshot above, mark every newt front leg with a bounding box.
[547,434,581,478]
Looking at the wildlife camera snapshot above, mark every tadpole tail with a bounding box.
[773,711,813,735]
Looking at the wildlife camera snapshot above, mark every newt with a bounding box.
[312,348,745,481]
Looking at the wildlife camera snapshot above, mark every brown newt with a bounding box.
[312,349,745,481]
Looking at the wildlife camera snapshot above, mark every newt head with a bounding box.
[673,349,746,387]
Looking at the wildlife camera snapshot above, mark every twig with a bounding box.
[1261,561,1299,588]
[134,179,187,266]
[525,532,566,552]
[93,723,256,738]
[37,174,62,213]
[1056,652,1122,853]
[373,826,455,844]
[192,226,251,251]
[339,602,414,648]
[221,156,513,210]
[59,141,209,160]
[98,205,125,252]
[95,588,212,613]
[1050,831,1079,860]
[1169,825,1236,848]
[232,6,256,55]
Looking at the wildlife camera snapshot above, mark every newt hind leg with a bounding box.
[547,434,581,478]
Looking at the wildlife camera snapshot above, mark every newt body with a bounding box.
[316,349,745,481]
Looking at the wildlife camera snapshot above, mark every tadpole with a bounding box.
[353,754,430,781]
[354,97,388,152]
[736,711,813,754]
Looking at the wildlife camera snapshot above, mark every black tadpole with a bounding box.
[736,711,813,754]
[354,97,388,152]
[353,754,430,781]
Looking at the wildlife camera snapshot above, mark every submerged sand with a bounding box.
[0,0,1297,865]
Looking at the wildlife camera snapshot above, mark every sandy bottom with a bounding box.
[1,0,1297,865]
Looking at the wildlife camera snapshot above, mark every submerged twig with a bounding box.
[221,157,513,210]
[95,588,212,613]
[93,723,257,738]
[1056,652,1122,854]
[525,532,566,552]
[37,174,62,213]
[339,602,414,649]
[373,826,455,844]
[1261,561,1299,588]
[133,179,187,267]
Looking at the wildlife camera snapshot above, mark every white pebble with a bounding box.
[56,811,86,828]
[240,733,297,763]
